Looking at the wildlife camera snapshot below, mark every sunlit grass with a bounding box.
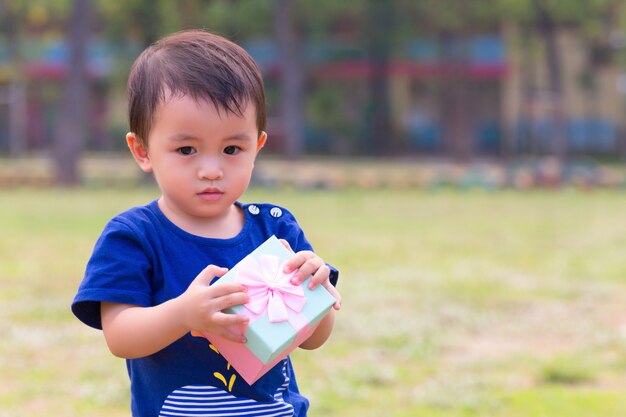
[1,186,626,416]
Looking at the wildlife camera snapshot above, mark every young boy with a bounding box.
[72,29,341,417]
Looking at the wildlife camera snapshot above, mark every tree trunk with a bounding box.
[364,0,394,155]
[135,0,162,46]
[54,0,92,186]
[534,1,567,163]
[439,32,473,161]
[0,0,26,156]
[274,0,305,158]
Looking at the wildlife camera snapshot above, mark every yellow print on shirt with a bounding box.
[209,343,237,392]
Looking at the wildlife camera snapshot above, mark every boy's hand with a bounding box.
[279,239,342,310]
[182,264,250,343]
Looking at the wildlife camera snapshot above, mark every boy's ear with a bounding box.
[256,131,267,152]
[126,132,153,173]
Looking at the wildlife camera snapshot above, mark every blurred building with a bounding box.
[502,26,623,157]
[0,36,137,155]
[0,28,624,158]
[250,26,624,158]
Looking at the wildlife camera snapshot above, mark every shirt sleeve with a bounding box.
[71,218,154,329]
[275,206,339,287]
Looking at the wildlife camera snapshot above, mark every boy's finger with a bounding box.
[213,290,250,311]
[190,313,249,343]
[214,313,249,342]
[283,251,315,275]
[278,239,294,253]
[215,311,249,328]
[319,280,342,310]
[217,331,247,344]
[308,263,330,289]
[195,265,228,285]
[207,282,248,298]
[291,257,324,284]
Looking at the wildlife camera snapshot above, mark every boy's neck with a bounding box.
[157,198,245,239]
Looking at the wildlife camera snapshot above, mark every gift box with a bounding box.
[193,235,336,385]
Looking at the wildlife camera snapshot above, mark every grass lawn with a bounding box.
[1,186,626,416]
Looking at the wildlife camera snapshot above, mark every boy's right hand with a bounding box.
[181,264,250,343]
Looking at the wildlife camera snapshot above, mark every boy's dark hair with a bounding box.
[127,29,266,145]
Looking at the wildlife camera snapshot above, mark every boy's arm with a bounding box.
[294,258,341,350]
[299,309,335,350]
[101,300,188,358]
[101,265,250,359]
[279,242,342,350]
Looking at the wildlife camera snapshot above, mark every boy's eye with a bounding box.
[177,146,196,155]
[224,146,241,155]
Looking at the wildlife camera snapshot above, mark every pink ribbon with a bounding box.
[236,255,307,323]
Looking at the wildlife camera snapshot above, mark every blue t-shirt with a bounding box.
[72,200,338,417]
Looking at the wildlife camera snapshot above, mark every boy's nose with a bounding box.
[198,157,224,180]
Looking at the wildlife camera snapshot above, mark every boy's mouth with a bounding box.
[197,187,224,200]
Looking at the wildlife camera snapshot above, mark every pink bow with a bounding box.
[236,255,307,323]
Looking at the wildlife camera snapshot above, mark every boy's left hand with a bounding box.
[279,239,342,310]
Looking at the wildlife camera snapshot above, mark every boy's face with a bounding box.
[127,94,266,232]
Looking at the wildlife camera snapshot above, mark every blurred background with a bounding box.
[2,1,626,417]
[1,0,626,186]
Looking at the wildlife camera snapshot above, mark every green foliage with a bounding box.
[497,0,619,27]
[202,0,273,39]
[305,85,353,139]
[295,0,365,39]
[10,0,71,23]
[6,0,626,49]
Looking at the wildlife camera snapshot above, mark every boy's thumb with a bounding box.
[195,264,228,285]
